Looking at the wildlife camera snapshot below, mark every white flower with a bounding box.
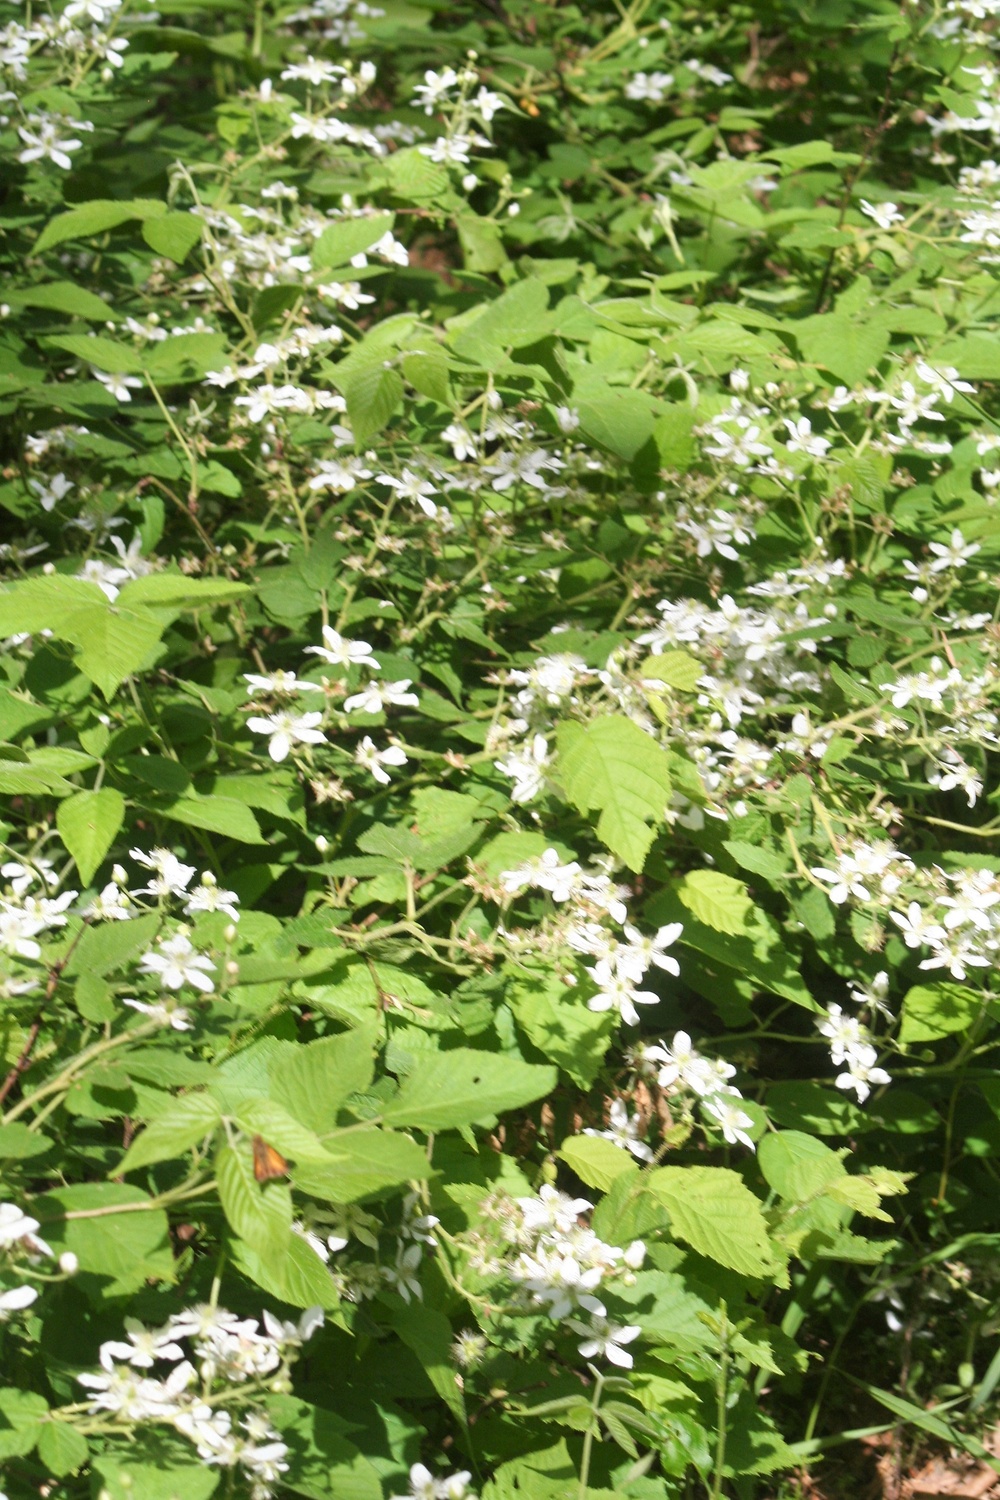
[889,902,946,949]
[18,116,89,170]
[702,1096,756,1150]
[243,669,321,695]
[130,847,195,899]
[495,733,549,804]
[568,1312,642,1368]
[27,472,73,512]
[376,467,439,517]
[583,1099,653,1162]
[835,1044,890,1103]
[783,417,830,458]
[308,456,373,491]
[859,199,904,231]
[0,1202,51,1255]
[139,933,215,993]
[92,369,143,402]
[343,679,419,714]
[382,1243,423,1303]
[585,960,658,1027]
[617,922,683,982]
[354,736,408,785]
[0,1284,38,1319]
[410,67,459,113]
[927,528,981,572]
[441,422,478,460]
[0,904,45,961]
[816,1004,869,1066]
[184,875,240,922]
[247,709,327,762]
[124,998,193,1030]
[2,859,59,897]
[100,1318,186,1368]
[305,625,380,670]
[82,882,132,922]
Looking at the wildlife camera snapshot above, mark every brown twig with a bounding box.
[0,918,91,1108]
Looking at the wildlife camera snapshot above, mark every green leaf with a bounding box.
[556,714,672,871]
[37,1421,89,1478]
[645,1166,779,1277]
[233,1098,332,1162]
[34,1183,173,1296]
[157,794,264,844]
[508,967,613,1087]
[231,1228,343,1313]
[48,333,144,374]
[386,1301,466,1423]
[117,574,250,609]
[382,1049,556,1131]
[0,1390,48,1459]
[642,651,703,691]
[450,277,550,366]
[899,983,981,1044]
[794,314,889,385]
[0,1123,53,1160]
[56,787,125,884]
[92,1458,219,1500]
[118,1092,222,1174]
[558,1136,639,1192]
[8,282,116,321]
[215,1142,292,1258]
[293,1127,430,1203]
[312,213,395,269]
[34,198,166,254]
[757,1131,846,1202]
[66,911,160,978]
[268,1394,383,1500]
[270,1030,375,1134]
[676,870,754,936]
[341,362,404,446]
[142,211,203,262]
[722,841,788,881]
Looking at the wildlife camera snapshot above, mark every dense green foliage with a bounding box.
[2,0,1000,1496]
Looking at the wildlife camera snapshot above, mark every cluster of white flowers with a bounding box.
[77,1305,322,1497]
[244,621,414,779]
[817,998,891,1103]
[495,1185,644,1368]
[497,848,685,1026]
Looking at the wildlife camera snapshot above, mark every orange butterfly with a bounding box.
[252,1135,288,1182]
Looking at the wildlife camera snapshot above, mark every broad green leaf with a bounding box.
[645,1166,780,1277]
[34,198,166,254]
[47,333,144,374]
[0,1123,53,1160]
[642,651,703,691]
[342,363,404,446]
[270,1030,375,1134]
[66,911,160,978]
[34,1183,173,1296]
[676,870,754,936]
[450,277,550,365]
[558,1135,638,1192]
[157,794,264,844]
[231,1228,343,1313]
[92,1458,219,1500]
[215,1142,292,1258]
[117,574,250,609]
[722,840,789,882]
[142,211,203,262]
[382,1049,556,1131]
[0,1390,48,1459]
[292,1128,430,1203]
[37,1421,88,1478]
[385,1301,466,1423]
[233,1098,332,1162]
[57,787,124,884]
[312,212,395,269]
[758,1131,846,1202]
[794,314,889,386]
[899,983,981,1044]
[8,282,116,320]
[118,1092,222,1174]
[508,967,613,1087]
[557,714,672,871]
[268,1394,383,1500]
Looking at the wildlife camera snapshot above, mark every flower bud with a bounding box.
[59,1251,79,1275]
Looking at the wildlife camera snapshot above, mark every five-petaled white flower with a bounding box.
[247,709,327,762]
[305,625,380,670]
[139,933,216,992]
[354,736,408,785]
